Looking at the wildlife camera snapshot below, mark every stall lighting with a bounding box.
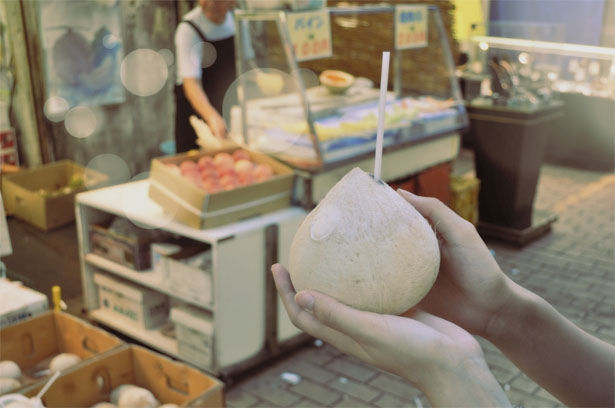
[479,41,489,51]
[518,52,530,65]
[471,36,615,59]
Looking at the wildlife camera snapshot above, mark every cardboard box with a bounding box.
[160,243,213,307]
[0,279,49,328]
[23,345,224,407]
[1,160,107,231]
[148,148,295,229]
[170,306,214,369]
[94,272,169,329]
[89,221,159,271]
[0,311,123,392]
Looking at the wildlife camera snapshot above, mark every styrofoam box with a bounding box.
[170,306,213,368]
[0,279,49,328]
[161,250,213,307]
[94,272,169,329]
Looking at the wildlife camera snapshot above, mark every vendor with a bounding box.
[174,0,238,153]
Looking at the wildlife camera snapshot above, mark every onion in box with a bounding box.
[289,168,440,315]
[0,361,21,379]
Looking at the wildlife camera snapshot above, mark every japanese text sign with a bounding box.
[395,5,428,50]
[287,9,332,62]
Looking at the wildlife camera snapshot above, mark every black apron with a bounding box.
[175,20,237,153]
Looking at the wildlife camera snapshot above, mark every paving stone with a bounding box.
[226,389,260,407]
[326,358,378,382]
[332,395,371,407]
[510,373,540,394]
[368,373,422,400]
[289,380,342,406]
[328,377,381,402]
[505,387,560,408]
[373,392,414,408]
[294,345,340,366]
[288,360,338,384]
[253,385,303,407]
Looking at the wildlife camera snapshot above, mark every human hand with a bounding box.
[397,190,517,339]
[272,264,509,406]
[205,110,227,139]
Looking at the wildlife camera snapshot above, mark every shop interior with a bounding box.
[0,0,613,407]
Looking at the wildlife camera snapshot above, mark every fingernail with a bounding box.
[397,189,416,198]
[295,292,314,311]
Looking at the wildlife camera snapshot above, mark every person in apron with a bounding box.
[174,0,237,153]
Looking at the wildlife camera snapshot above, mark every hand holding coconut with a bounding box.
[273,264,510,406]
[277,185,615,407]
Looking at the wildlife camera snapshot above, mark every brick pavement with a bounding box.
[226,150,615,408]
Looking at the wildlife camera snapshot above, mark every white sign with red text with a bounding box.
[395,5,428,50]
[287,9,332,62]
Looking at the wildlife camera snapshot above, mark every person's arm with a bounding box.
[182,78,227,138]
[487,284,615,408]
[398,190,615,407]
[272,265,511,407]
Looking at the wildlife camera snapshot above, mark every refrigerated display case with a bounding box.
[463,33,614,171]
[228,4,467,205]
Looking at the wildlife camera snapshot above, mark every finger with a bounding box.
[397,189,467,239]
[271,265,369,357]
[297,289,380,343]
[407,309,473,340]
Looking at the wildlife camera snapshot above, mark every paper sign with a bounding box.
[287,9,332,62]
[395,5,428,50]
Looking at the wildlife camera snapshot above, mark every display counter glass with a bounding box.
[227,5,467,170]
[463,33,615,104]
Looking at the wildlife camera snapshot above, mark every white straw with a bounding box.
[36,370,61,400]
[374,51,390,182]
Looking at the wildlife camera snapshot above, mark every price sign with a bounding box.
[395,5,428,50]
[287,9,332,62]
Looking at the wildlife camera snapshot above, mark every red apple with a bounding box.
[232,150,251,162]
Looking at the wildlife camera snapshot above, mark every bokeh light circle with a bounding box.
[223,68,310,156]
[158,49,175,67]
[44,96,70,122]
[120,49,168,96]
[190,41,217,69]
[65,106,97,138]
[293,68,320,89]
[85,154,131,190]
[121,172,178,230]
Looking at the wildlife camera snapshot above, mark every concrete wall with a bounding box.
[48,0,177,175]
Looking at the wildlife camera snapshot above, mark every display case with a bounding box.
[462,33,614,171]
[463,34,615,105]
[228,4,468,171]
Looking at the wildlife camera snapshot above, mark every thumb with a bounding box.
[295,290,375,341]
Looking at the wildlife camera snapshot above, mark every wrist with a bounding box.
[423,357,511,407]
[484,280,538,344]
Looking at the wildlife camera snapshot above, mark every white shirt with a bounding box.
[175,7,253,85]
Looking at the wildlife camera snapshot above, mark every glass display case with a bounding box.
[463,33,615,105]
[227,4,468,170]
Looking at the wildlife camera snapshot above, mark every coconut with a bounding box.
[0,361,22,379]
[48,353,81,373]
[289,168,440,315]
